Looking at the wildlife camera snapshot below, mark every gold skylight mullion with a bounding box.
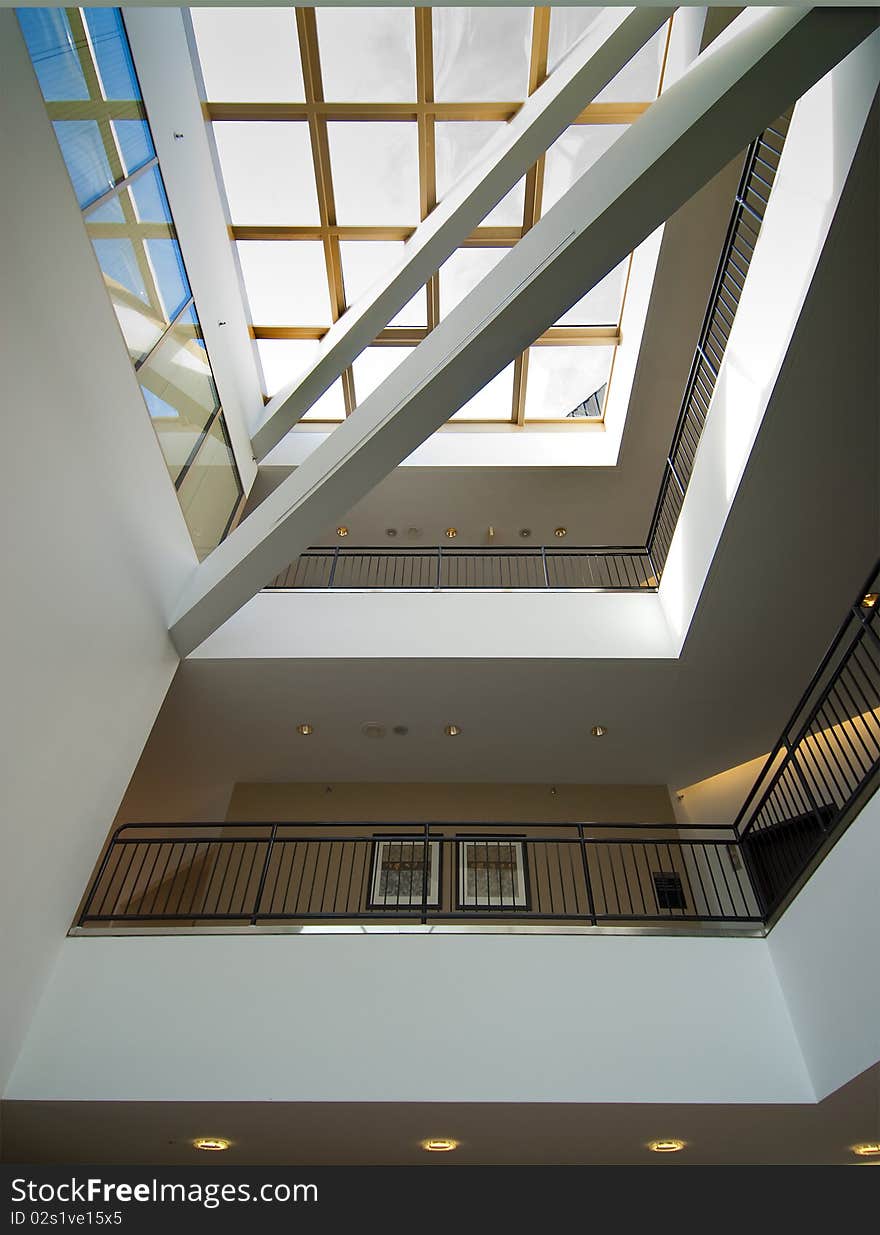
[251,324,619,345]
[204,101,650,124]
[415,7,440,332]
[295,6,355,414]
[229,225,525,245]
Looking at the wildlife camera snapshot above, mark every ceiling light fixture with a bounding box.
[296,723,314,736]
[445,527,457,538]
[647,1139,686,1154]
[386,528,398,538]
[336,526,349,537]
[554,527,567,537]
[861,593,878,609]
[851,1143,880,1157]
[444,724,462,737]
[519,528,531,538]
[591,725,607,737]
[193,1138,230,1152]
[421,1137,458,1153]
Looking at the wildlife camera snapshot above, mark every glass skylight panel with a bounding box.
[316,7,416,102]
[595,26,666,103]
[113,119,155,177]
[91,232,165,365]
[82,9,141,101]
[176,414,242,560]
[542,124,626,213]
[451,363,515,421]
[130,165,173,225]
[327,123,420,225]
[256,341,346,420]
[547,8,605,75]
[213,123,319,224]
[17,8,89,99]
[52,121,114,207]
[435,123,525,226]
[190,7,305,102]
[554,258,629,327]
[237,241,331,326]
[146,239,191,321]
[84,194,125,223]
[525,346,615,419]
[339,242,426,326]
[439,248,506,317]
[433,7,531,101]
[352,346,412,404]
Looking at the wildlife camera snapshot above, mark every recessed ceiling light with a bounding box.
[852,1142,880,1157]
[444,724,462,737]
[591,725,607,737]
[519,528,532,538]
[861,593,878,609]
[336,526,349,537]
[361,722,386,739]
[193,1137,230,1152]
[386,527,398,537]
[445,527,457,538]
[554,527,567,537]
[647,1139,686,1154]
[421,1137,458,1153]
[296,723,314,736]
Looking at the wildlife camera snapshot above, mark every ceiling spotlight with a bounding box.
[445,527,457,538]
[336,526,349,537]
[647,1139,686,1154]
[193,1138,230,1152]
[296,723,314,736]
[554,527,568,538]
[386,527,398,538]
[444,724,462,737]
[852,1143,880,1157]
[861,593,878,609]
[519,528,532,538]
[421,1138,458,1153]
[591,725,607,738]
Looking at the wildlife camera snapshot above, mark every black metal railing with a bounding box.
[266,118,789,594]
[77,557,880,934]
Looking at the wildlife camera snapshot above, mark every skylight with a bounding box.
[190,6,673,426]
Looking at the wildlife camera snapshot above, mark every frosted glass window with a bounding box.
[555,258,629,327]
[237,241,331,326]
[433,8,531,101]
[596,26,666,103]
[317,7,416,102]
[340,242,426,326]
[435,123,525,226]
[542,125,625,212]
[352,347,411,404]
[525,346,615,419]
[547,8,606,74]
[190,7,305,102]
[439,248,506,318]
[328,123,419,225]
[451,363,515,421]
[213,123,319,224]
[257,341,346,420]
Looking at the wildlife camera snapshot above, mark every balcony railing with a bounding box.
[266,117,790,595]
[77,558,880,934]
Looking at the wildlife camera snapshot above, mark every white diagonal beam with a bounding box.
[250,5,673,460]
[171,6,879,656]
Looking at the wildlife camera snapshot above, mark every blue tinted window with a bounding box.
[83,9,141,100]
[114,119,154,176]
[92,238,150,304]
[141,386,180,421]
[17,9,89,101]
[130,165,173,224]
[146,239,191,319]
[53,120,114,207]
[83,193,126,223]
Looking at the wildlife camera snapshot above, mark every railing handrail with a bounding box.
[108,819,738,836]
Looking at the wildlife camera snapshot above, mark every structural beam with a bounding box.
[171,6,879,656]
[250,6,673,460]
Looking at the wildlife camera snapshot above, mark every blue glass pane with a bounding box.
[17,9,89,101]
[130,166,173,225]
[53,120,114,207]
[114,119,154,176]
[141,386,180,420]
[146,239,191,319]
[92,238,149,304]
[83,9,141,100]
[84,193,125,223]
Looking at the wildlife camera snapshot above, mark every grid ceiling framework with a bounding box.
[192,7,673,425]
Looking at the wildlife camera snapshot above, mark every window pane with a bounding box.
[17,8,89,100]
[52,120,114,207]
[145,238,191,320]
[433,8,531,101]
[352,346,411,405]
[439,247,506,318]
[91,235,165,364]
[176,414,242,560]
[548,10,666,100]
[84,193,126,223]
[525,346,615,420]
[542,124,625,213]
[256,340,346,419]
[547,8,606,75]
[451,363,515,421]
[339,241,426,326]
[138,306,219,481]
[555,258,628,327]
[190,7,305,102]
[328,123,419,225]
[83,9,142,100]
[130,164,173,224]
[213,122,319,224]
[237,241,331,326]
[435,123,525,226]
[113,117,155,176]
[317,7,416,102]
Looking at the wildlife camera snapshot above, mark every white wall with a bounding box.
[0,15,193,1092]
[769,791,880,1102]
[7,934,812,1105]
